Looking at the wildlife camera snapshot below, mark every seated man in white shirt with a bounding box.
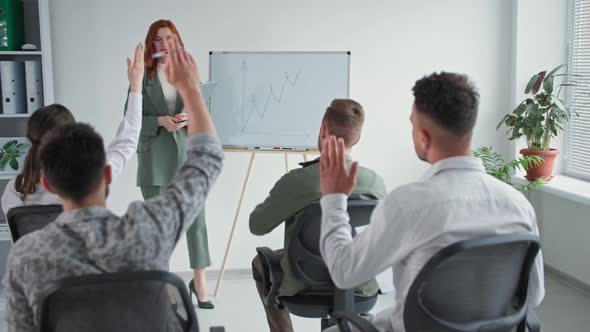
[318,72,545,332]
[0,44,145,217]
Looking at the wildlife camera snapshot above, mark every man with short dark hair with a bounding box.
[2,37,223,332]
[249,99,387,332]
[318,72,545,332]
[39,123,109,204]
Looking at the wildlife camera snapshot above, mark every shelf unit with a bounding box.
[0,0,53,114]
[0,0,53,281]
[0,0,53,183]
[0,174,17,180]
[0,113,30,118]
[0,51,42,55]
[0,226,10,241]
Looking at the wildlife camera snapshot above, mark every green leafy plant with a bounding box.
[497,64,579,151]
[474,146,546,192]
[0,140,30,172]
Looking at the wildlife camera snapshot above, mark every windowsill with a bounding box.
[513,174,590,206]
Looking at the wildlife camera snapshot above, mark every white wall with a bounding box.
[515,0,590,286]
[530,191,590,285]
[49,0,515,272]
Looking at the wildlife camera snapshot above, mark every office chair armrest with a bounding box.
[526,307,540,332]
[332,311,379,332]
[256,247,283,307]
[210,327,225,332]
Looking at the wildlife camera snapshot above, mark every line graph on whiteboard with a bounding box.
[209,51,350,148]
[239,60,311,138]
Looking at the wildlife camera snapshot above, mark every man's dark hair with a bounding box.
[39,123,106,203]
[412,72,479,136]
[323,99,365,147]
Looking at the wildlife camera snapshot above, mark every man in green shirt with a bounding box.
[250,99,387,332]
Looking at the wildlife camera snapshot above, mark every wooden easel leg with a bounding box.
[284,153,289,174]
[214,152,256,296]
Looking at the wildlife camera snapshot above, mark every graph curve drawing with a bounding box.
[240,60,307,137]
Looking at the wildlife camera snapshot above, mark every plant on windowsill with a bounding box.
[497,64,579,181]
[474,146,546,192]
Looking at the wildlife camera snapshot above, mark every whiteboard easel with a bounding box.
[213,148,315,296]
[208,52,348,295]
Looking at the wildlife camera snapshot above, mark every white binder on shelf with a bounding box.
[0,61,27,114]
[25,61,43,114]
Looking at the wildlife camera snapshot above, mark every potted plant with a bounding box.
[497,65,578,181]
[474,146,545,192]
[0,139,30,174]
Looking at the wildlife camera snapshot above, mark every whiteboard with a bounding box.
[209,51,350,149]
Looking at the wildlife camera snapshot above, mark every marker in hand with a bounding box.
[174,112,188,124]
[152,48,187,59]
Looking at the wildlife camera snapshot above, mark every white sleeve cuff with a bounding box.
[127,92,142,107]
[125,92,142,128]
[320,193,348,210]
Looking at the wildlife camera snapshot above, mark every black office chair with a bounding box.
[39,270,225,332]
[6,204,63,242]
[256,200,381,331]
[334,234,542,332]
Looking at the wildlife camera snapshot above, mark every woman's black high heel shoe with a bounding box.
[188,279,214,309]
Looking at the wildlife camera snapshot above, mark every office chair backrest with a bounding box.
[288,200,380,288]
[404,234,540,332]
[39,271,197,332]
[7,204,63,242]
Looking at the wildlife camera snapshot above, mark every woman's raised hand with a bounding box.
[127,43,145,93]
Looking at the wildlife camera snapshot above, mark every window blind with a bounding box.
[566,0,590,180]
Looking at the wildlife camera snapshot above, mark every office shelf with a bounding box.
[0,51,42,56]
[0,114,30,118]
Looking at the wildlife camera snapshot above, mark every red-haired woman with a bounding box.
[128,19,214,309]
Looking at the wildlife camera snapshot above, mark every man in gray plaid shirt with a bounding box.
[2,36,223,332]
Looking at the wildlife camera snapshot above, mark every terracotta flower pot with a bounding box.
[520,148,559,181]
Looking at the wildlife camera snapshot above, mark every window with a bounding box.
[566,0,590,181]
